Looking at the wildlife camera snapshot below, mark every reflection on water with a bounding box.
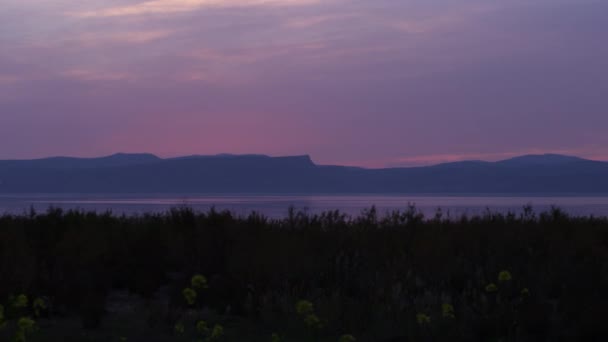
[2,194,608,218]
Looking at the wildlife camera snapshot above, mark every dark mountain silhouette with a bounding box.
[0,153,161,169]
[0,153,607,194]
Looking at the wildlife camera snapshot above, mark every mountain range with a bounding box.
[0,153,606,194]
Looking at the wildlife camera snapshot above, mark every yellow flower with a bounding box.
[441,303,455,319]
[182,288,197,305]
[295,300,314,316]
[18,317,35,330]
[191,274,208,290]
[16,317,36,341]
[485,283,498,293]
[14,294,28,309]
[210,324,224,340]
[339,334,356,342]
[14,330,26,342]
[196,320,209,335]
[498,270,512,282]
[33,298,46,317]
[416,313,431,325]
[304,314,321,329]
[174,321,185,335]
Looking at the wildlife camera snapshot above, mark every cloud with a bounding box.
[70,0,320,18]
[285,13,358,28]
[60,69,132,81]
[0,75,20,84]
[78,30,175,44]
[386,152,524,167]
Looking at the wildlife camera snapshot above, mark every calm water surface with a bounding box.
[1,194,608,218]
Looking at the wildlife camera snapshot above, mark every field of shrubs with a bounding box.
[1,206,607,341]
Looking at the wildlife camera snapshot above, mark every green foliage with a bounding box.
[485,283,498,293]
[17,317,35,331]
[303,314,321,329]
[0,304,5,329]
[191,274,208,291]
[193,321,224,341]
[14,317,36,342]
[295,300,323,331]
[32,298,46,317]
[209,324,224,340]
[174,321,185,335]
[182,288,197,306]
[338,334,356,342]
[12,295,28,310]
[295,300,314,316]
[196,320,209,335]
[416,313,431,325]
[441,303,455,319]
[498,270,512,282]
[0,206,607,340]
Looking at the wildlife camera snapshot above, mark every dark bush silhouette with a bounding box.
[0,206,607,341]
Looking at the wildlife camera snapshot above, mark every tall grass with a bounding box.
[0,206,607,341]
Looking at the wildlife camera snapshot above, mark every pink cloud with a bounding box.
[60,69,133,81]
[70,0,321,18]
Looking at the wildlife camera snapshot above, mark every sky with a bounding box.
[1,0,607,167]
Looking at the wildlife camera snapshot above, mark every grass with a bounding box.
[0,205,607,341]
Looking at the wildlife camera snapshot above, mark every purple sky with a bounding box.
[1,0,607,167]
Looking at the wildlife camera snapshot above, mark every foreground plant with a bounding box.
[416,313,431,325]
[295,299,323,331]
[338,334,356,342]
[174,321,185,335]
[183,288,197,306]
[485,283,498,293]
[295,300,314,316]
[196,320,210,335]
[12,295,28,310]
[498,270,512,283]
[32,298,46,318]
[195,320,224,342]
[191,275,209,291]
[14,317,36,342]
[209,324,224,341]
[442,303,455,319]
[0,304,5,329]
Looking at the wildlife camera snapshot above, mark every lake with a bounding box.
[2,194,608,218]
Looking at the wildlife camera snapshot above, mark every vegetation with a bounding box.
[0,206,607,341]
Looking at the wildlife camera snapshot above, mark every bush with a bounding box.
[0,206,606,340]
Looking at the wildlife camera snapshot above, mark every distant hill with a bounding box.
[0,153,607,194]
[496,154,588,166]
[0,153,161,169]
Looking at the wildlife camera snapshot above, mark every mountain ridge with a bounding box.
[0,152,597,168]
[0,153,606,194]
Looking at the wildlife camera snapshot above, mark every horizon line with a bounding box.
[1,151,605,169]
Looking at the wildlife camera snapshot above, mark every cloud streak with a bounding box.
[70,0,320,17]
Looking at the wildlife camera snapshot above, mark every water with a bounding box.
[1,194,608,218]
